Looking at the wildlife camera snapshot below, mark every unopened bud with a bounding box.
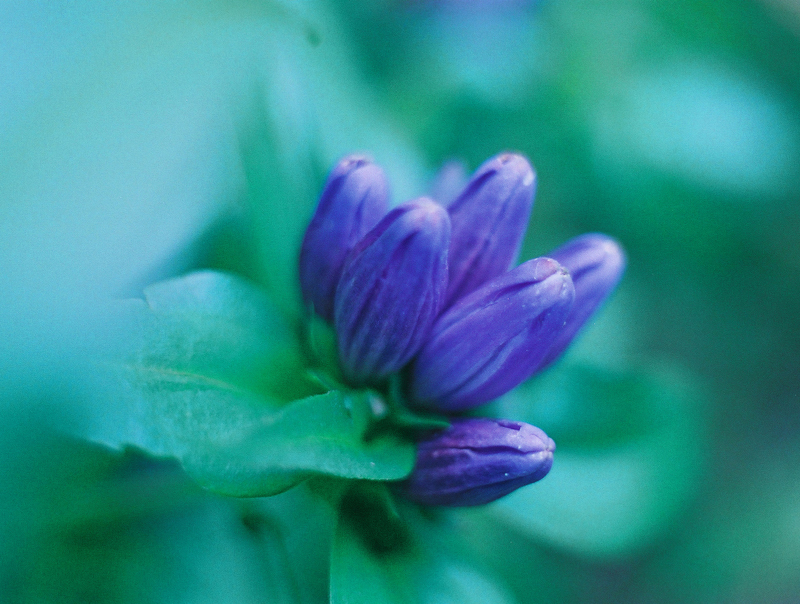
[540,233,626,368]
[409,257,573,412]
[398,418,555,507]
[299,155,389,322]
[446,153,536,306]
[335,198,450,385]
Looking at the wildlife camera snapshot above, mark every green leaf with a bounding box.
[85,271,415,497]
[486,361,709,559]
[186,389,416,496]
[121,270,314,402]
[1,434,330,604]
[330,488,517,604]
[236,482,342,604]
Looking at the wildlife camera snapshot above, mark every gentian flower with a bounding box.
[334,198,450,385]
[408,256,574,412]
[299,152,625,506]
[299,155,389,323]
[539,233,626,369]
[445,153,536,306]
[397,418,555,507]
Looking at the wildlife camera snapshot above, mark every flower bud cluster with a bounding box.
[299,153,625,506]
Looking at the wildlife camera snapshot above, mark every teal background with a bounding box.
[2,0,799,602]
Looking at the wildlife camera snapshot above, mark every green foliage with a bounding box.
[488,361,707,559]
[0,428,337,604]
[88,271,415,497]
[331,485,516,604]
[3,0,800,602]
[120,270,313,402]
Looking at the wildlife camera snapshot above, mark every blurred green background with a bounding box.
[2,0,799,602]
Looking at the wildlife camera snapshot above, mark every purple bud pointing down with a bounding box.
[540,233,626,369]
[409,257,574,412]
[299,155,390,323]
[335,198,451,385]
[446,153,536,306]
[398,418,555,507]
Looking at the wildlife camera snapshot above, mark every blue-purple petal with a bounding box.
[398,418,555,507]
[299,155,390,322]
[409,257,574,412]
[540,233,626,368]
[335,198,450,385]
[446,152,536,306]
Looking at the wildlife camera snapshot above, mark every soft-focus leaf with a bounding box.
[444,508,574,604]
[238,482,341,604]
[330,488,516,604]
[124,270,313,402]
[84,271,414,496]
[0,428,327,604]
[187,389,415,496]
[641,452,800,603]
[487,361,708,559]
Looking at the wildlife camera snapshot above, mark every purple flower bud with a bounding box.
[540,234,626,368]
[398,418,555,507]
[446,153,536,306]
[335,198,450,385]
[409,257,574,412]
[299,155,390,322]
